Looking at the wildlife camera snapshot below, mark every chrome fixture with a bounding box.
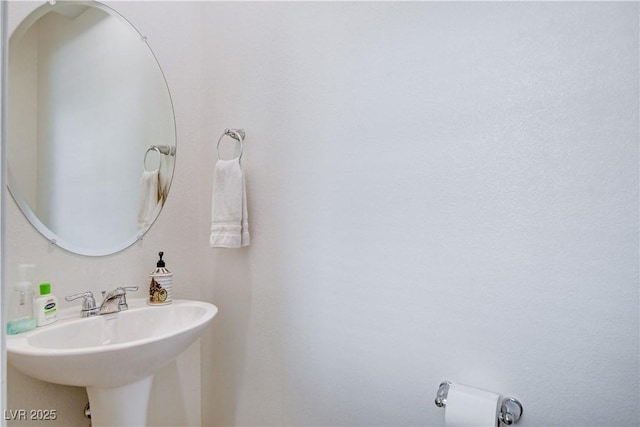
[434,381,523,425]
[65,291,98,317]
[217,128,245,160]
[99,286,139,315]
[498,397,523,425]
[434,381,451,408]
[144,144,176,170]
[65,286,138,317]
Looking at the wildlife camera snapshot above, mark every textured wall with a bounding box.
[200,2,639,426]
[4,2,639,427]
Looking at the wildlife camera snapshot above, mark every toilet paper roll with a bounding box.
[445,382,501,427]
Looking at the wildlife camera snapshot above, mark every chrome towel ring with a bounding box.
[144,146,162,172]
[217,128,245,161]
[144,145,175,172]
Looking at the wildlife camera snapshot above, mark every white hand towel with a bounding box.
[137,169,162,229]
[210,158,250,248]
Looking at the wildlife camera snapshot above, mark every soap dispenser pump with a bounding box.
[7,264,37,334]
[148,251,173,305]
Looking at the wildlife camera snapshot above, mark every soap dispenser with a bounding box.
[148,251,173,305]
[7,264,37,334]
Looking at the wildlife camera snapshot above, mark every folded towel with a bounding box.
[210,158,250,248]
[137,169,162,229]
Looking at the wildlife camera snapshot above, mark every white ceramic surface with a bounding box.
[7,299,217,388]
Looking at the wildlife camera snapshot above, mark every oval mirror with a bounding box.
[7,0,176,256]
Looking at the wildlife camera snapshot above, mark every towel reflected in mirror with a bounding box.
[137,169,163,230]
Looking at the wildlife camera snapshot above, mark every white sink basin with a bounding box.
[7,298,218,426]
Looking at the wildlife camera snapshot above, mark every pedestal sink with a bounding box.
[7,299,218,426]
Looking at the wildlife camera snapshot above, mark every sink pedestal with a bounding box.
[86,376,153,427]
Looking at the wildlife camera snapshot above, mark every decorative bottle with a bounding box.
[148,251,173,305]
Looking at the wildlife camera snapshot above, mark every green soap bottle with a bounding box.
[35,282,58,327]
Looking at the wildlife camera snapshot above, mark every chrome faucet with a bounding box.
[66,286,139,317]
[99,286,139,315]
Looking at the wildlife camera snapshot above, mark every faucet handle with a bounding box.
[65,291,98,317]
[101,286,138,296]
[65,291,96,306]
[116,286,139,311]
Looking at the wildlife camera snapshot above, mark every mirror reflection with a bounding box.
[8,1,176,256]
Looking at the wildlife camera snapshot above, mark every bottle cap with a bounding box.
[39,282,51,296]
[157,251,165,268]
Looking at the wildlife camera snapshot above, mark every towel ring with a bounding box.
[144,146,162,172]
[217,128,245,161]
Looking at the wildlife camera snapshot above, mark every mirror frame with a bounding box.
[7,0,177,257]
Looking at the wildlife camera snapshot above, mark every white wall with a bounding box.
[6,13,36,210]
[35,8,142,248]
[3,2,639,427]
[200,2,639,426]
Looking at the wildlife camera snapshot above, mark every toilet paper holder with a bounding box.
[434,381,523,425]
